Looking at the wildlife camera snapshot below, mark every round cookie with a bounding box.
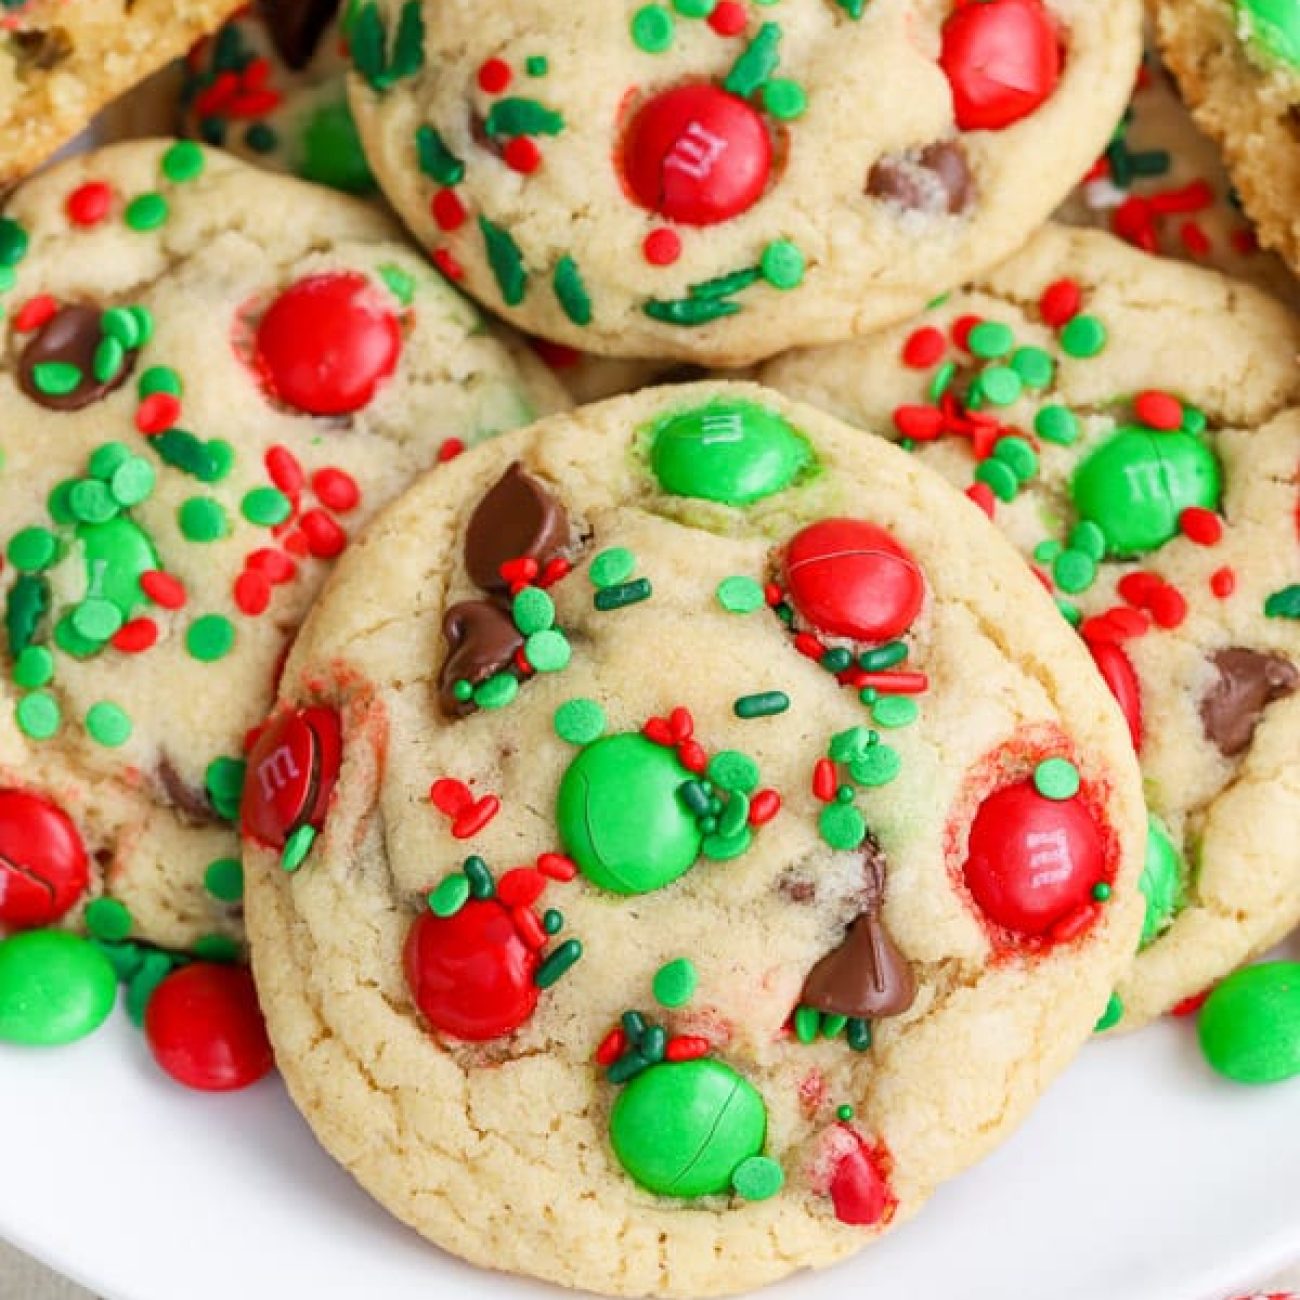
[759,223,1300,1028]
[1055,49,1298,305]
[0,139,568,958]
[242,382,1145,1296]
[182,1,375,195]
[0,0,244,183]
[346,0,1143,365]
[1155,0,1300,279]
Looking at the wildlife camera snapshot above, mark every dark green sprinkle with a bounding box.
[690,266,761,301]
[859,641,908,671]
[846,1018,872,1052]
[415,124,465,185]
[734,691,789,719]
[485,98,565,138]
[193,933,241,963]
[6,574,49,656]
[607,1052,648,1084]
[553,256,592,326]
[479,216,528,306]
[85,897,132,942]
[205,756,246,822]
[0,217,28,267]
[542,908,563,935]
[150,429,232,483]
[640,1024,667,1063]
[593,578,652,611]
[204,857,244,902]
[643,295,741,326]
[723,22,781,97]
[464,855,495,899]
[622,1010,646,1045]
[389,0,426,81]
[535,939,583,988]
[1265,585,1300,620]
[125,951,176,1026]
[678,780,713,818]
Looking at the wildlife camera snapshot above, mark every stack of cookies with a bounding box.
[0,0,1296,1294]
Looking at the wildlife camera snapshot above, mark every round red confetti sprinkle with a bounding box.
[311,468,360,512]
[111,618,158,653]
[893,404,944,440]
[1147,585,1187,629]
[139,570,185,609]
[951,314,981,352]
[452,795,501,840]
[497,867,546,908]
[282,529,310,558]
[477,58,511,94]
[136,392,180,435]
[643,227,682,266]
[299,509,346,558]
[432,187,467,231]
[66,181,113,227]
[1210,566,1236,599]
[235,569,273,616]
[678,740,708,774]
[1039,278,1081,327]
[265,445,304,497]
[966,482,996,517]
[499,557,539,587]
[503,137,542,174]
[1134,390,1183,431]
[13,295,57,333]
[748,789,781,826]
[1118,571,1161,607]
[1179,506,1222,546]
[708,1,748,34]
[431,248,465,281]
[248,548,296,583]
[902,327,946,368]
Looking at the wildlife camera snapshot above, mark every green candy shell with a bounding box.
[610,1059,767,1197]
[648,399,813,506]
[77,516,159,619]
[1138,817,1184,949]
[0,930,117,1046]
[1199,962,1300,1084]
[557,733,701,894]
[300,97,376,195]
[1236,0,1300,65]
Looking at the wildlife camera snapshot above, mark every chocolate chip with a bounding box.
[437,600,524,717]
[17,304,138,412]
[464,462,570,593]
[259,0,339,70]
[157,755,221,825]
[867,141,973,216]
[1199,646,1298,757]
[10,26,73,71]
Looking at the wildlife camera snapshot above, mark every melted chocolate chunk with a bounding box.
[259,0,339,70]
[866,142,973,216]
[800,842,916,1020]
[1200,647,1298,757]
[438,600,524,717]
[464,462,570,593]
[157,755,221,824]
[11,26,73,70]
[17,304,138,411]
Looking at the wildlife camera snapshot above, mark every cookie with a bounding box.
[1155,0,1300,279]
[0,0,244,184]
[183,0,376,195]
[1056,48,1298,305]
[759,223,1300,1029]
[0,140,568,957]
[242,382,1145,1296]
[345,0,1142,366]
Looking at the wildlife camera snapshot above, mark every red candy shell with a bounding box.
[783,518,925,642]
[621,83,772,227]
[254,273,400,416]
[963,779,1107,939]
[240,707,342,849]
[0,789,90,928]
[829,1132,894,1226]
[1088,639,1143,753]
[405,900,540,1041]
[144,964,274,1092]
[939,0,1061,132]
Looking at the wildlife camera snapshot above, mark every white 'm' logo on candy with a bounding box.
[1026,828,1073,887]
[258,746,301,800]
[664,122,728,181]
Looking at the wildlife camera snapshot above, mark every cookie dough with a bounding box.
[0,139,568,955]
[760,223,1300,1028]
[347,0,1142,365]
[243,382,1145,1296]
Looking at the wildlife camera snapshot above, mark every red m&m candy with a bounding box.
[939,0,1061,132]
[621,83,772,227]
[0,789,89,928]
[829,1132,894,1227]
[405,899,539,1041]
[144,963,274,1091]
[254,272,401,416]
[962,778,1107,939]
[240,707,342,849]
[1088,639,1143,753]
[783,519,925,643]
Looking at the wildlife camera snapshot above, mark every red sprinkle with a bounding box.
[430,777,473,817]
[248,547,296,583]
[452,795,501,840]
[1046,902,1100,945]
[111,618,158,653]
[902,326,946,369]
[299,509,347,558]
[668,706,694,743]
[708,0,748,34]
[1170,989,1212,1017]
[66,181,113,227]
[966,482,996,517]
[265,445,305,497]
[12,295,58,332]
[1210,566,1236,599]
[857,670,928,695]
[1147,584,1187,629]
[537,853,578,883]
[1179,507,1222,546]
[431,248,465,282]
[497,867,546,908]
[477,58,511,94]
[1118,571,1161,607]
[950,313,981,352]
[1179,220,1211,259]
[643,717,674,746]
[1039,278,1081,327]
[139,570,185,610]
[432,188,467,232]
[437,436,465,462]
[794,632,825,661]
[677,740,708,774]
[311,468,360,513]
[503,137,542,173]
[499,557,539,587]
[812,758,837,803]
[893,404,945,441]
[643,228,682,266]
[748,789,781,826]
[511,904,548,951]
[1134,390,1183,431]
[135,392,181,435]
[665,1035,710,1062]
[234,569,272,616]
[596,1027,627,1065]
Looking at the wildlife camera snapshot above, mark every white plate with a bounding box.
[1,1001,1297,1300]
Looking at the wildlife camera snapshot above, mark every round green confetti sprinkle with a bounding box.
[716,576,765,613]
[101,306,141,350]
[475,674,519,710]
[16,691,60,739]
[71,599,123,642]
[829,725,870,762]
[554,697,605,744]
[968,320,1014,359]
[525,54,549,75]
[732,1155,784,1202]
[1057,599,1082,626]
[162,140,205,182]
[993,435,1038,480]
[929,360,956,401]
[124,193,169,231]
[93,337,125,385]
[849,743,901,787]
[13,645,53,689]
[794,1004,821,1043]
[204,857,244,902]
[429,872,471,917]
[1182,405,1207,435]
[86,701,132,747]
[139,366,182,398]
[980,365,1023,407]
[1094,992,1124,1033]
[0,217,28,266]
[653,958,698,1008]
[708,749,759,794]
[1011,346,1054,389]
[206,756,247,819]
[1034,757,1081,801]
[759,238,806,289]
[186,614,235,662]
[33,362,80,398]
[836,1104,855,1121]
[762,79,807,120]
[178,497,230,542]
[1033,538,1063,564]
[1092,881,1113,902]
[513,585,557,632]
[870,696,918,729]
[193,933,240,963]
[1068,520,1107,562]
[1052,549,1097,594]
[819,801,866,851]
[89,442,132,480]
[673,0,714,14]
[48,481,78,523]
[85,896,132,942]
[69,479,117,524]
[241,486,292,527]
[282,824,317,873]
[453,680,474,702]
[631,3,675,50]
[109,457,155,508]
[525,629,571,672]
[7,526,58,572]
[975,457,1019,502]
[54,616,99,660]
[1060,314,1107,358]
[1034,404,1080,446]
[589,547,636,589]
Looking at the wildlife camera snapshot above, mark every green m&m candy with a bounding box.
[301,97,376,195]
[648,399,814,505]
[610,1058,767,1197]
[1199,961,1300,1083]
[1138,817,1184,950]
[1235,0,1300,66]
[1070,427,1221,557]
[556,733,701,893]
[0,929,117,1045]
[77,515,160,619]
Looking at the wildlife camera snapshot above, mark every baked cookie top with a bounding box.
[0,140,567,953]
[760,223,1300,1027]
[346,0,1142,365]
[242,382,1144,1297]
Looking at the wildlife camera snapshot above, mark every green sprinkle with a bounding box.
[929,360,956,401]
[1094,992,1124,1033]
[1060,314,1107,358]
[870,696,918,728]
[716,576,765,613]
[1068,520,1107,561]
[968,320,1014,359]
[125,951,175,1025]
[152,430,233,483]
[109,458,155,508]
[589,548,636,589]
[631,4,675,51]
[1034,756,1081,801]
[93,337,126,385]
[1035,404,1080,446]
[85,897,132,942]
[241,486,292,526]
[0,217,29,267]
[525,629,571,672]
[732,1156,784,1201]
[534,938,583,988]
[1093,881,1113,902]
[724,21,782,97]
[759,239,805,289]
[429,872,471,917]
[1182,405,1207,436]
[640,1024,666,1063]
[673,0,715,13]
[829,726,871,762]
[848,744,901,787]
[653,958,698,1008]
[378,263,415,306]
[86,701,132,747]
[205,756,246,821]
[138,365,182,398]
[644,296,740,327]
[32,361,81,396]
[690,266,761,301]
[594,578,652,611]
[281,824,317,872]
[1011,345,1054,388]
[975,457,1019,502]
[979,365,1023,407]
[13,645,53,689]
[526,55,549,76]
[474,674,519,710]
[543,908,563,934]
[186,614,235,662]
[17,691,60,739]
[125,193,169,231]
[193,933,240,963]
[733,691,789,719]
[836,1104,855,1121]
[992,435,1038,481]
[1264,585,1300,619]
[821,1014,848,1039]
[794,1004,821,1043]
[479,216,528,306]
[89,442,132,479]
[178,497,230,542]
[69,479,117,524]
[859,641,908,671]
[463,855,495,899]
[1052,549,1097,594]
[708,750,759,794]
[102,305,142,350]
[7,526,58,572]
[762,79,807,120]
[485,98,565,138]
[553,256,592,327]
[204,857,244,902]
[71,598,122,643]
[846,1018,872,1052]
[819,801,866,850]
[162,140,205,182]
[554,698,605,744]
[513,586,556,633]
